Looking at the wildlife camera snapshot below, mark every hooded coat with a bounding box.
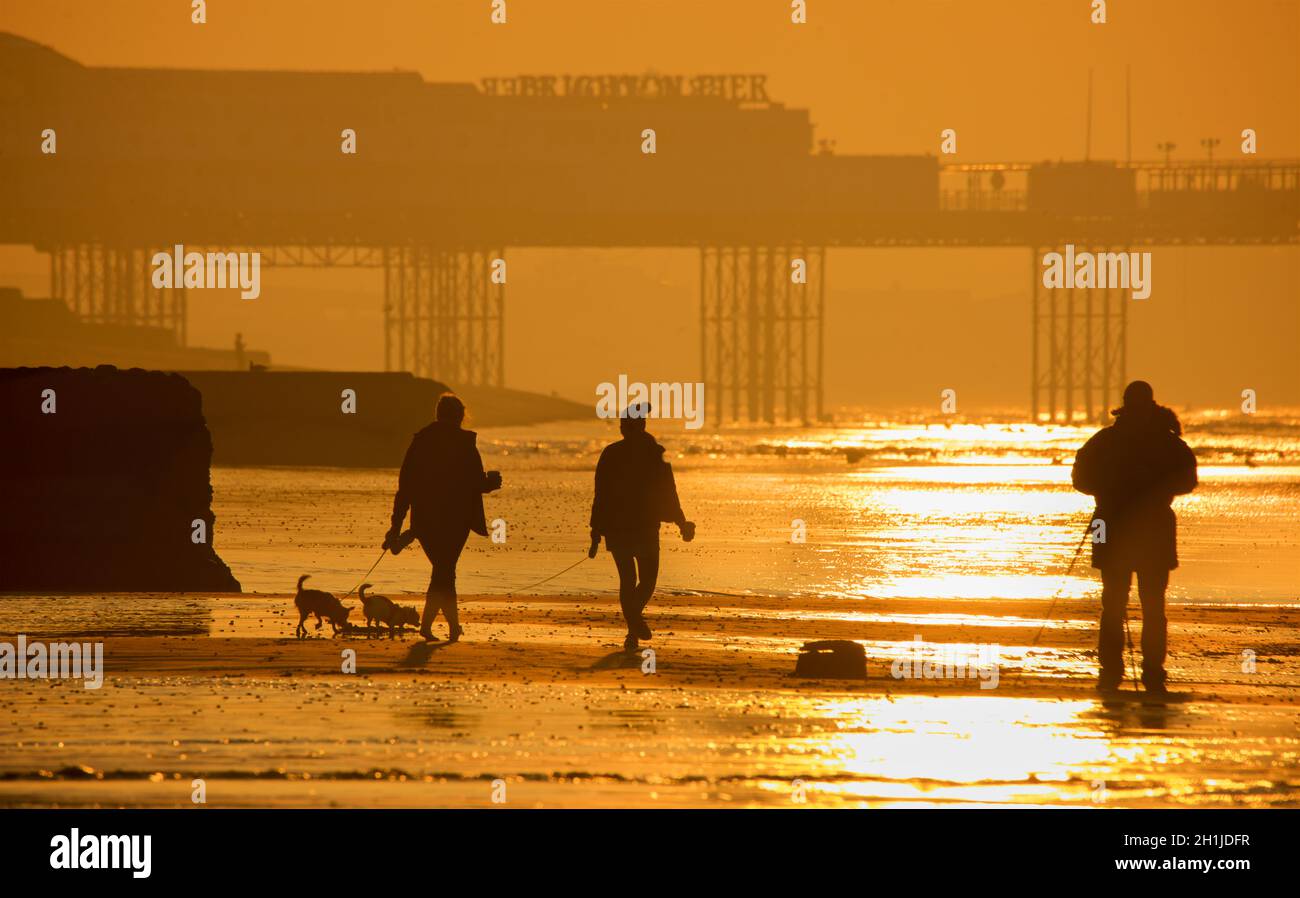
[590,431,684,539]
[1071,406,1198,571]
[391,421,492,538]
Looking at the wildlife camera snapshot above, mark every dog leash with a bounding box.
[343,529,420,598]
[1013,518,1091,686]
[343,548,388,598]
[1029,519,1092,647]
[1027,517,1143,694]
[510,555,588,593]
[345,540,587,599]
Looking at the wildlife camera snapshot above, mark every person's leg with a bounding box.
[1097,567,1132,687]
[428,530,470,641]
[418,539,443,641]
[608,538,641,648]
[634,535,660,615]
[1136,568,1170,690]
[631,533,660,639]
[439,528,469,641]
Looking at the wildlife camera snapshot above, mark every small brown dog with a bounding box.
[294,574,351,638]
[359,584,419,638]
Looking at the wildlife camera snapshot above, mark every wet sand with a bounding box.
[1,591,1296,807]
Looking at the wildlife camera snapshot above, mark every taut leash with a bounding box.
[1029,520,1092,648]
[344,548,388,598]
[511,555,588,593]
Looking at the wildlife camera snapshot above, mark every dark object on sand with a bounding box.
[794,640,867,680]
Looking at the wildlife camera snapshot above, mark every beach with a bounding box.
[0,590,1296,808]
[1,416,1297,808]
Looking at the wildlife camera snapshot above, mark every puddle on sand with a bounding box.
[1,679,1295,808]
[769,693,1300,807]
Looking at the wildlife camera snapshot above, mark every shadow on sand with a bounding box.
[396,641,451,667]
[589,649,642,671]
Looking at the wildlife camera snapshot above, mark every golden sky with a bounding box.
[2,0,1297,408]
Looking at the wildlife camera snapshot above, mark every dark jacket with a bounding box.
[391,422,493,538]
[1071,408,1198,571]
[590,432,684,539]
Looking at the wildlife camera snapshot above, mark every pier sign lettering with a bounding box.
[480,73,769,103]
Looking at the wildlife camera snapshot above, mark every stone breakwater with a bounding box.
[0,365,240,592]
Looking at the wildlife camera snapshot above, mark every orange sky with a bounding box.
[1,0,1297,409]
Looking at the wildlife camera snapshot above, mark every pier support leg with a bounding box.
[701,245,822,426]
[384,246,504,387]
[1031,245,1127,423]
[48,244,185,345]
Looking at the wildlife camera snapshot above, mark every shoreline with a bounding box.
[1,592,1296,807]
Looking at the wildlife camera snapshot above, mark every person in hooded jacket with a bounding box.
[589,403,695,652]
[1072,380,1197,693]
[387,393,502,643]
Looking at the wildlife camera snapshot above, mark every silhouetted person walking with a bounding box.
[387,393,502,643]
[589,404,695,652]
[1072,381,1197,693]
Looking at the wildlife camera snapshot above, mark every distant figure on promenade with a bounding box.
[1072,381,1198,694]
[589,403,695,652]
[387,393,502,643]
